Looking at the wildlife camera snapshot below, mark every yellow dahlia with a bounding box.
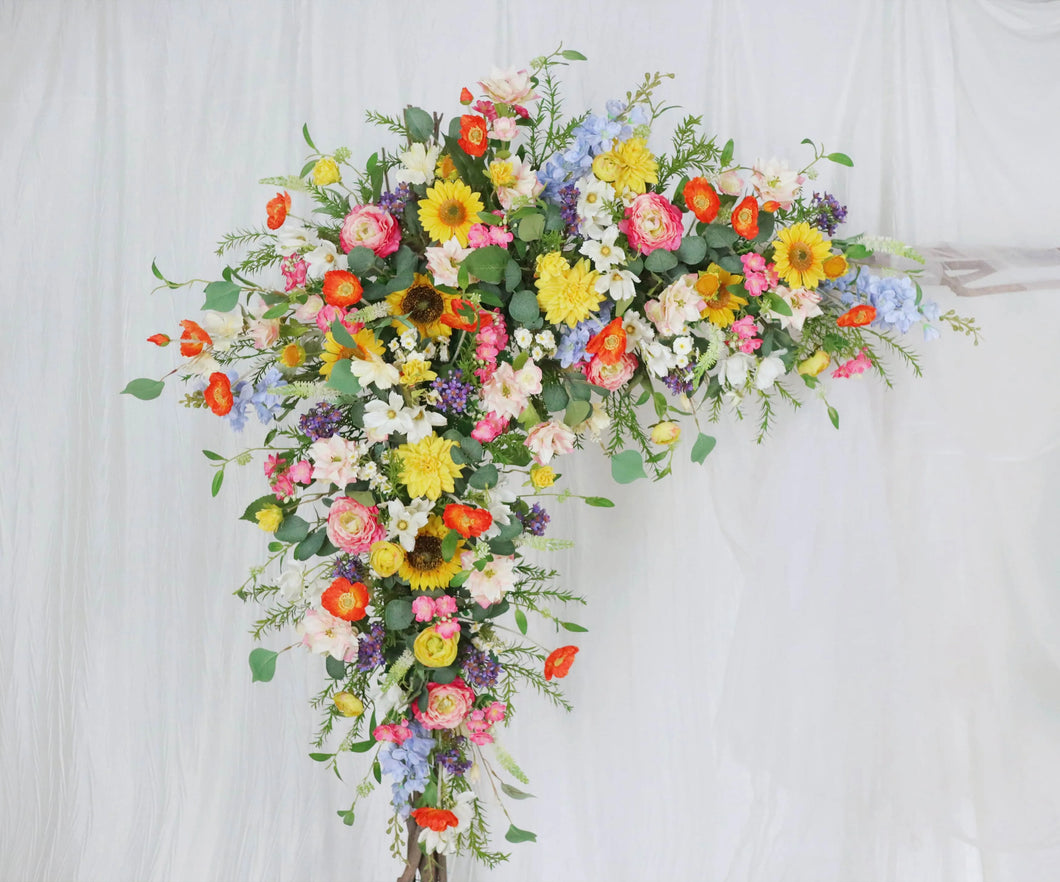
[535,257,603,328]
[386,274,457,339]
[398,515,464,591]
[399,355,437,386]
[697,263,748,327]
[319,328,384,377]
[418,180,483,247]
[773,222,832,289]
[592,137,658,195]
[396,433,464,501]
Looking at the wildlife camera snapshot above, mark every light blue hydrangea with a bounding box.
[556,302,612,367]
[378,721,434,816]
[828,269,940,339]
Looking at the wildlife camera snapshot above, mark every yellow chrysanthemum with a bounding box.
[387,274,457,339]
[696,263,748,327]
[311,157,341,186]
[418,180,483,247]
[487,159,516,189]
[592,138,658,196]
[398,515,464,591]
[535,251,570,280]
[319,328,384,377]
[773,222,832,289]
[396,433,464,501]
[535,257,603,328]
[400,355,437,386]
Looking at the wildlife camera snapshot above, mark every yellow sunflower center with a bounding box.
[789,244,813,271]
[439,200,468,227]
[407,534,443,573]
[402,284,445,324]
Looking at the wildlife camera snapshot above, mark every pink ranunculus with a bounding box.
[412,596,436,623]
[525,419,576,465]
[583,351,638,391]
[340,204,401,258]
[620,192,684,256]
[373,719,412,745]
[288,460,313,484]
[326,496,386,554]
[412,678,476,730]
[489,117,519,141]
[471,412,509,443]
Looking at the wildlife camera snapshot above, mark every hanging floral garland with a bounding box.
[125,47,979,880]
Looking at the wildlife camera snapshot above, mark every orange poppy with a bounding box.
[322,270,363,308]
[321,578,370,622]
[683,177,720,224]
[731,196,759,239]
[544,645,579,681]
[585,318,627,366]
[458,115,489,157]
[411,807,460,832]
[146,333,170,347]
[761,200,780,213]
[204,372,233,415]
[443,503,493,539]
[439,298,480,332]
[266,191,291,230]
[836,304,877,328]
[179,319,212,357]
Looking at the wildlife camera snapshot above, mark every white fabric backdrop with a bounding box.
[3,1,1060,879]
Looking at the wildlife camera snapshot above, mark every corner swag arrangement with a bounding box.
[126,49,977,880]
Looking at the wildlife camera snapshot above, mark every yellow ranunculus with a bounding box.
[650,421,681,445]
[255,504,284,533]
[414,626,459,668]
[333,692,364,717]
[798,350,831,377]
[530,465,556,489]
[312,157,341,186]
[591,151,620,183]
[369,540,404,578]
[535,251,569,280]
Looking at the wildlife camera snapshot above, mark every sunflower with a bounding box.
[386,274,457,339]
[696,263,748,327]
[418,180,484,247]
[773,222,832,289]
[398,515,464,591]
[395,433,464,501]
[319,328,384,378]
[534,257,603,328]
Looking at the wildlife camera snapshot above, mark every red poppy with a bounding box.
[146,333,170,347]
[179,319,212,357]
[731,196,759,239]
[458,115,489,157]
[204,372,233,416]
[440,298,480,332]
[585,318,627,366]
[266,191,291,230]
[836,304,877,328]
[322,270,363,308]
[544,645,579,681]
[411,807,460,832]
[321,578,370,622]
[682,177,720,224]
[443,503,493,539]
[459,87,474,106]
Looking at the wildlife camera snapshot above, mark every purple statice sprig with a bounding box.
[809,191,848,237]
[435,737,472,777]
[517,503,550,537]
[662,366,694,397]
[460,645,501,690]
[299,401,344,441]
[331,554,367,583]
[430,369,474,415]
[356,621,385,672]
[559,183,581,237]
[379,183,413,217]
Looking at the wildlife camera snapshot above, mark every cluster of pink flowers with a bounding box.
[467,221,514,249]
[280,253,307,291]
[374,718,413,745]
[464,701,506,745]
[740,252,779,296]
[412,594,460,639]
[472,310,508,384]
[833,348,872,378]
[264,454,313,500]
[731,316,762,354]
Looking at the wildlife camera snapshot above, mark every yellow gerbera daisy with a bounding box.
[697,263,748,327]
[396,433,464,501]
[387,274,457,339]
[773,222,832,289]
[535,257,603,328]
[319,328,384,377]
[418,180,483,247]
[398,515,464,592]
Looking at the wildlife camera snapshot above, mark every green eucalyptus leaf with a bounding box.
[505,823,537,844]
[404,106,435,142]
[676,236,708,266]
[275,515,310,543]
[121,378,164,400]
[461,245,508,283]
[326,359,361,396]
[385,598,414,630]
[690,433,717,464]
[202,280,241,312]
[611,450,647,484]
[249,648,278,683]
[564,399,591,426]
[441,529,459,561]
[542,382,569,413]
[508,289,540,324]
[325,655,346,680]
[468,464,499,490]
[346,246,377,275]
[517,213,545,242]
[294,529,326,561]
[643,249,678,273]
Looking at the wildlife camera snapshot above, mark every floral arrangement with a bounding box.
[125,47,978,880]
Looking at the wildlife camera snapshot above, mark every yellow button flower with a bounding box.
[369,540,404,578]
[414,626,459,668]
[312,157,341,186]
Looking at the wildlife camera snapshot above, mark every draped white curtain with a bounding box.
[3,1,1060,879]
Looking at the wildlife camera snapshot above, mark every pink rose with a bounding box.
[619,193,683,255]
[340,204,401,257]
[412,678,476,730]
[583,351,637,391]
[471,412,509,443]
[326,496,386,554]
[525,419,576,465]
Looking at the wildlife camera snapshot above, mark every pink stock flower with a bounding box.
[374,719,412,745]
[731,316,762,355]
[434,595,457,616]
[740,252,779,296]
[484,701,507,725]
[475,310,509,363]
[280,253,308,291]
[832,349,873,379]
[434,620,460,639]
[412,678,476,730]
[412,596,436,622]
[620,192,684,255]
[525,419,576,465]
[288,460,313,484]
[326,496,386,554]
[471,412,509,442]
[340,204,401,257]
[315,304,347,334]
[264,454,286,478]
[488,225,514,246]
[272,473,295,500]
